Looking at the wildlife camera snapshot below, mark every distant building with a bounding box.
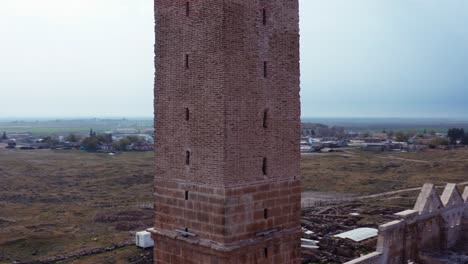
[348,139,367,147]
[98,144,113,152]
[322,140,346,148]
[64,142,80,149]
[387,142,407,151]
[373,133,389,140]
[130,142,154,151]
[6,140,16,149]
[362,143,386,152]
[364,138,386,143]
[20,143,50,149]
[301,137,311,145]
[346,131,359,138]
[411,137,432,145]
[300,138,313,152]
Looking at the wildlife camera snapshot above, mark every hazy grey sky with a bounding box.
[0,0,154,118]
[1,0,467,118]
[301,0,468,118]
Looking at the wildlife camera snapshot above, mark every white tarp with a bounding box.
[334,228,378,242]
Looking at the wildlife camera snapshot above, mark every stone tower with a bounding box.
[152,0,301,263]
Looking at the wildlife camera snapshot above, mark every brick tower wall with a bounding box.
[154,0,301,263]
[154,231,301,264]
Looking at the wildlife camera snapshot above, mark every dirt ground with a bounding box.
[0,149,154,263]
[1,148,468,263]
[301,148,468,195]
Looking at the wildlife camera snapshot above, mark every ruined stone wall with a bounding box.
[345,183,468,264]
[463,212,468,242]
[345,252,382,264]
[376,214,444,263]
[440,207,464,248]
[417,214,443,252]
[375,220,408,263]
[153,0,300,263]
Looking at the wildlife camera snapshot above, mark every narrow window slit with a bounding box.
[263,61,267,78]
[262,157,267,176]
[264,247,268,258]
[263,110,268,128]
[262,9,266,25]
[185,191,189,200]
[186,2,190,16]
[186,151,191,165]
[264,208,268,219]
[185,54,190,69]
[185,108,190,121]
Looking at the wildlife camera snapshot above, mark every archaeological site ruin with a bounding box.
[151,0,301,263]
[347,183,468,264]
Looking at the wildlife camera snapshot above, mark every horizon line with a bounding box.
[1,116,468,121]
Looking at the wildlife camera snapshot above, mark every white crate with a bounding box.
[135,231,154,248]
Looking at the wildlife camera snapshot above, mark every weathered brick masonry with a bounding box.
[153,0,301,263]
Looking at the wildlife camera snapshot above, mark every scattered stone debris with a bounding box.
[127,248,153,264]
[301,213,368,262]
[300,203,404,263]
[17,241,134,264]
[301,238,319,249]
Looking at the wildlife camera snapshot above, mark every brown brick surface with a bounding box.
[154,0,300,263]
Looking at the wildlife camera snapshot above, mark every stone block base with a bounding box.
[153,229,301,264]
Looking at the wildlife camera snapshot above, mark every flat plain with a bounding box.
[0,148,154,263]
[302,149,468,195]
[1,147,468,263]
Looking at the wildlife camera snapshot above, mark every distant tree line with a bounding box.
[383,128,466,147]
[428,137,449,149]
[79,129,146,151]
[447,128,468,145]
[41,136,60,145]
[394,131,409,142]
[65,133,81,143]
[81,130,113,151]
[112,135,143,151]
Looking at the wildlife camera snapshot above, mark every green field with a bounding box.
[0,119,153,136]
